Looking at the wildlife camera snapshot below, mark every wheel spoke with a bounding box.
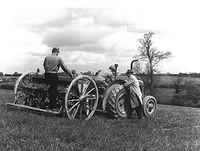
[16,87,23,91]
[68,84,81,99]
[86,99,90,115]
[20,80,26,86]
[79,104,83,119]
[72,83,81,97]
[82,80,91,95]
[68,101,80,113]
[72,104,80,119]
[81,80,84,94]
[16,91,26,98]
[85,105,95,111]
[67,98,80,102]
[77,80,84,95]
[84,98,95,112]
[77,84,81,94]
[20,77,30,86]
[71,92,80,99]
[85,88,95,97]
[87,96,96,100]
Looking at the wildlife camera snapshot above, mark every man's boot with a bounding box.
[135,105,144,119]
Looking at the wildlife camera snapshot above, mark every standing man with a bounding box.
[124,69,144,119]
[43,48,73,110]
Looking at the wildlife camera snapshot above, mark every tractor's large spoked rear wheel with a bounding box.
[14,72,35,105]
[65,75,99,120]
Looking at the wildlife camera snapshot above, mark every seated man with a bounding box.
[124,69,144,119]
[96,65,116,83]
[93,65,116,92]
[43,48,73,110]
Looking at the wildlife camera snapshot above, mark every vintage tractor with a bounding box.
[102,60,157,118]
[6,60,157,120]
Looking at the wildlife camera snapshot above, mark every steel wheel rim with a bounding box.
[145,99,155,115]
[65,75,99,120]
[14,72,35,104]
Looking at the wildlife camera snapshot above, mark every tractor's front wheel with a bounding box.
[143,96,157,117]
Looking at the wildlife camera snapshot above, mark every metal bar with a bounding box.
[6,103,61,115]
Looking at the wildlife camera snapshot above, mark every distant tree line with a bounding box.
[0,72,22,76]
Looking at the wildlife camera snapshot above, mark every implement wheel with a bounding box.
[65,75,99,120]
[14,72,36,105]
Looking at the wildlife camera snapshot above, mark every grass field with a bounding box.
[0,89,200,151]
[154,88,176,104]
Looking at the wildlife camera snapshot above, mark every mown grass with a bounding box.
[0,89,200,151]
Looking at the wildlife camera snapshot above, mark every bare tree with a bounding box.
[136,32,172,94]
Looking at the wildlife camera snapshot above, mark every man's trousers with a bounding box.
[44,72,58,109]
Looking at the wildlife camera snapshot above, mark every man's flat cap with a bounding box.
[52,48,60,53]
[126,69,134,75]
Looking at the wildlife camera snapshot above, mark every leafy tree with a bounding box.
[173,81,200,107]
[173,75,184,94]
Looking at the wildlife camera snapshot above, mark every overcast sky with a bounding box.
[0,0,200,74]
